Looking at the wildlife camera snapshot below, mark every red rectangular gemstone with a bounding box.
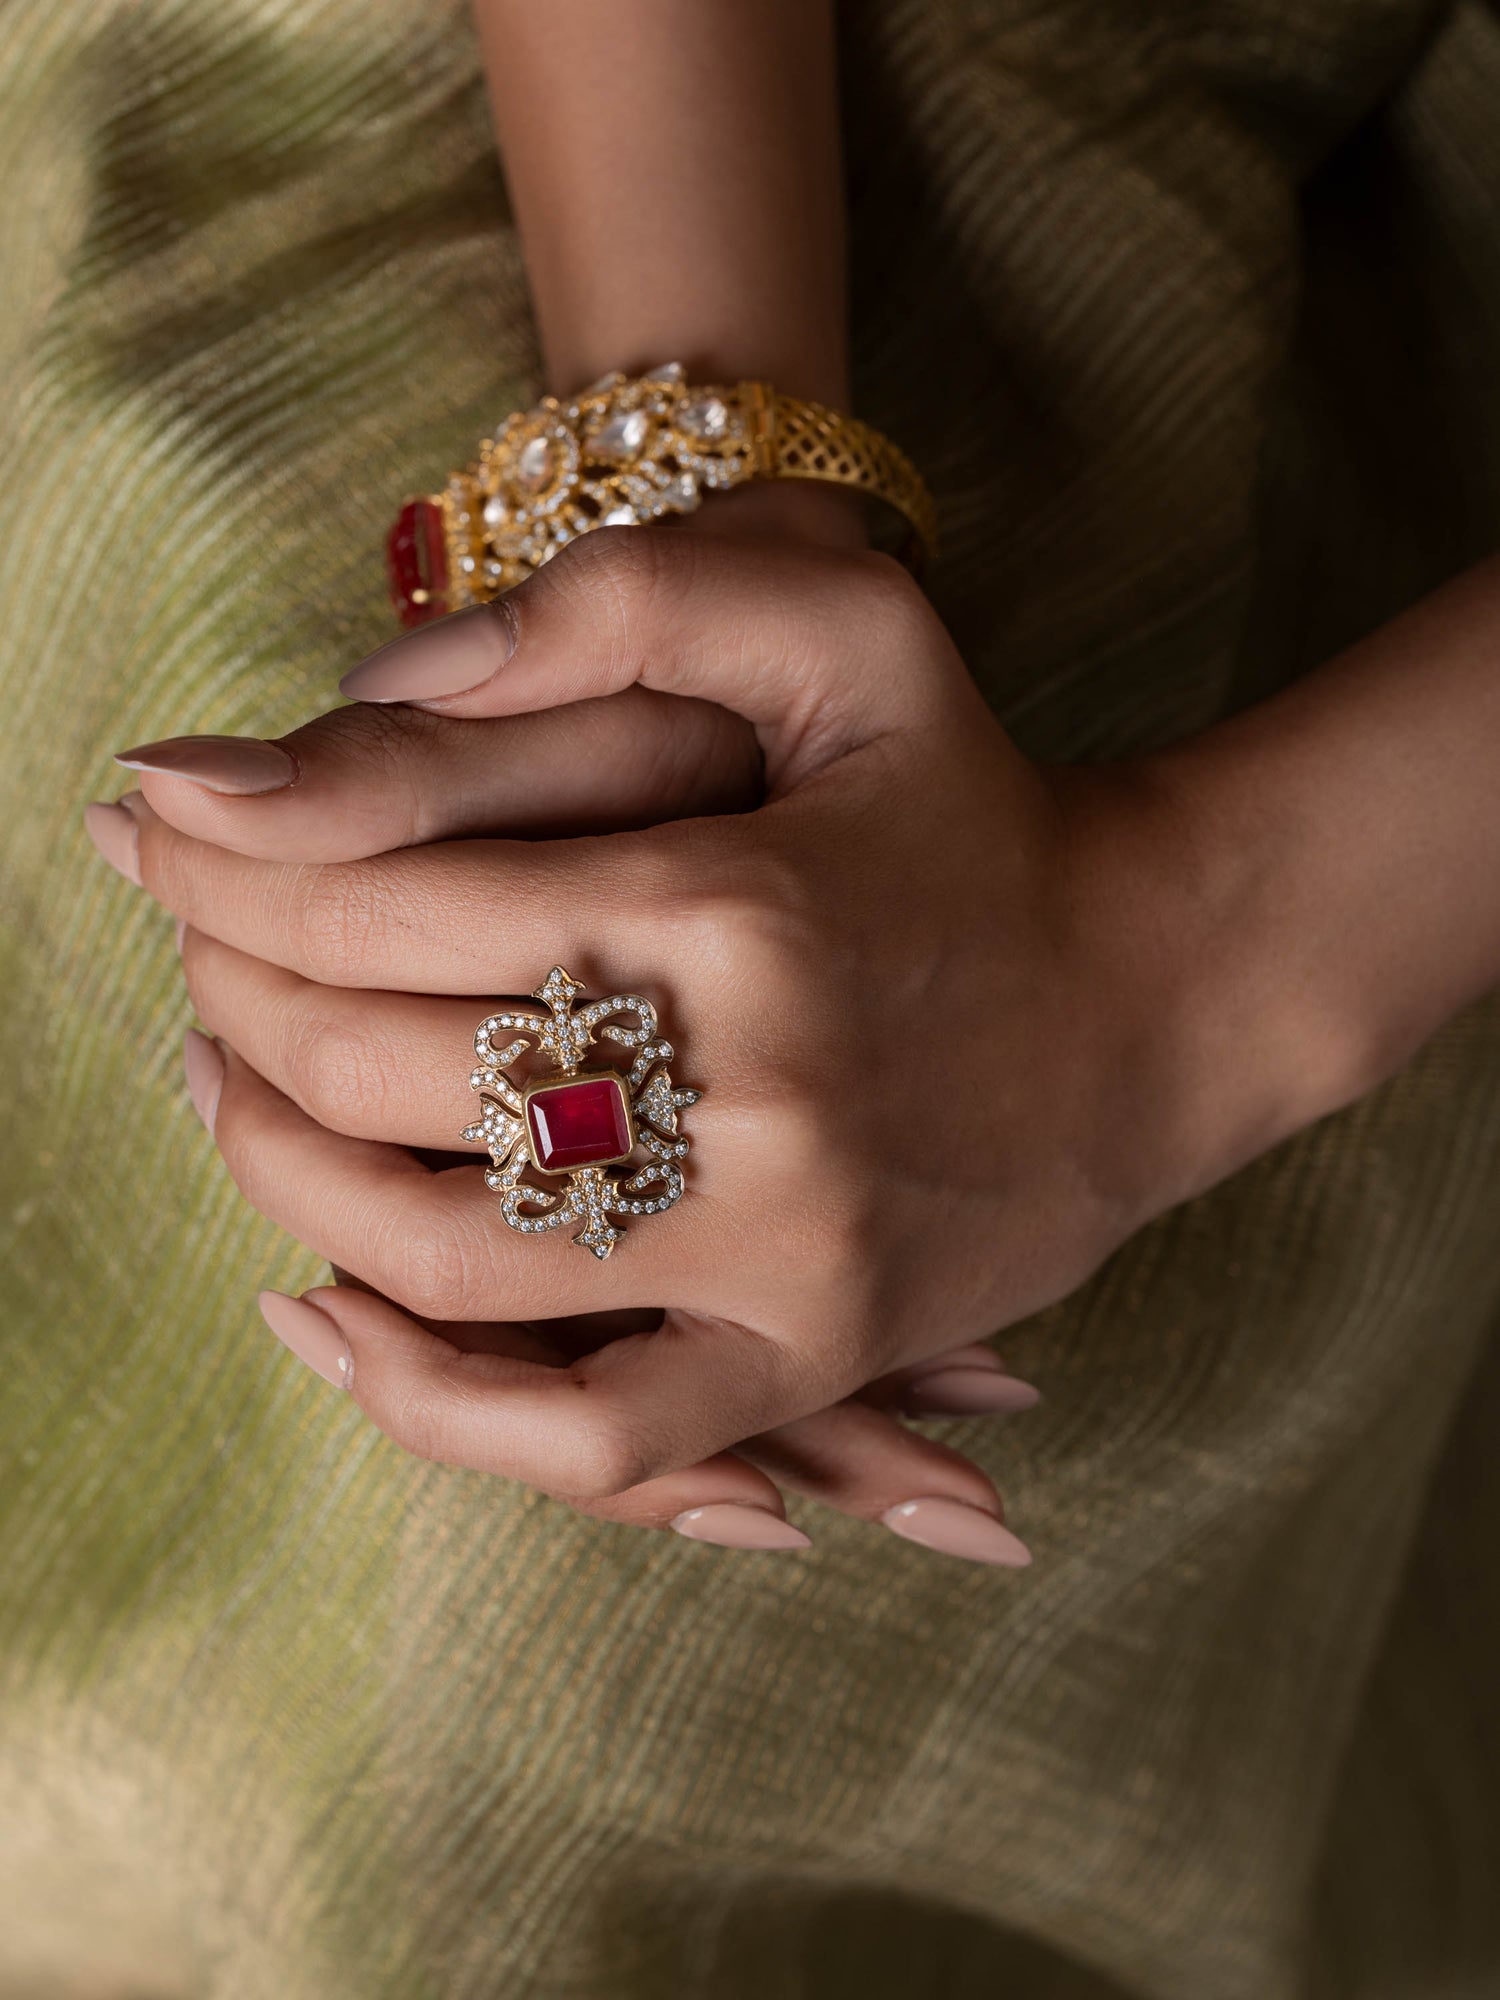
[386,498,449,628]
[525,1074,633,1173]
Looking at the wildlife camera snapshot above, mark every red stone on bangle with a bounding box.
[525,1074,634,1174]
[386,499,449,628]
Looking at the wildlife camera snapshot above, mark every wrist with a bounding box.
[1051,753,1376,1226]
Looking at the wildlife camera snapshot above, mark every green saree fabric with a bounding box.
[4,1,1500,1994]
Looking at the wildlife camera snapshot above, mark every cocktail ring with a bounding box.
[461,966,701,1261]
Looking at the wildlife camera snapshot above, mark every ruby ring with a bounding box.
[461,967,701,1260]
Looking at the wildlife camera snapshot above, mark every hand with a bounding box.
[90,532,1308,1555]
[98,627,1043,1558]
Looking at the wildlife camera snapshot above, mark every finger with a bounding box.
[205,1039,826,1491]
[261,1287,811,1549]
[267,1283,1026,1555]
[115,688,760,863]
[180,926,506,1148]
[337,531,958,785]
[737,1398,1031,1565]
[273,1267,834,1506]
[122,789,660,993]
[202,1034,703,1325]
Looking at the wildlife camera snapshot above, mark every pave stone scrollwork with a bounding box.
[462,966,701,1260]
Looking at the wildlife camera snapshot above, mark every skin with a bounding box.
[95,529,1500,1540]
[87,4,1500,1551]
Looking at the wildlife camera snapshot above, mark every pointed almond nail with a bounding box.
[83,801,142,886]
[338,601,517,703]
[902,1370,1042,1417]
[257,1290,355,1390]
[183,1029,225,1136]
[115,734,298,796]
[881,1497,1032,1567]
[670,1503,812,1550]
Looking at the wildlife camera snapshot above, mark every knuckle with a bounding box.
[846,547,928,628]
[547,527,683,662]
[662,833,820,978]
[285,998,388,1135]
[288,861,380,981]
[559,1402,653,1503]
[296,704,442,845]
[368,1380,449,1465]
[381,1224,481,1325]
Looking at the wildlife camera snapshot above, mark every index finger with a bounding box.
[115,689,759,863]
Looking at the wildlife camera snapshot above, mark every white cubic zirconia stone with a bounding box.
[517,436,555,490]
[593,409,651,460]
[681,395,729,440]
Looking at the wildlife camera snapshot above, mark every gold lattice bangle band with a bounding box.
[386,362,937,628]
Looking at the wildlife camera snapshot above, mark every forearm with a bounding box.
[474,0,863,548]
[1139,556,1500,1173]
[474,0,848,405]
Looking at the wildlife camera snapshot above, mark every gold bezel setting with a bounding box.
[521,1070,637,1178]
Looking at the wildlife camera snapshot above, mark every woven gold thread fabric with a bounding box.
[3,2,1500,1995]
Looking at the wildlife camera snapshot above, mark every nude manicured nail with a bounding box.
[114,734,298,796]
[338,601,517,704]
[83,800,142,886]
[881,1497,1032,1567]
[183,1028,225,1136]
[174,916,187,954]
[910,1343,1005,1375]
[257,1289,355,1390]
[670,1503,812,1550]
[902,1370,1042,1417]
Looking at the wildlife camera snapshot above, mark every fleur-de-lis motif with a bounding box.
[461,966,700,1259]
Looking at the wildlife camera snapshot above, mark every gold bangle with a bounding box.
[386,362,936,629]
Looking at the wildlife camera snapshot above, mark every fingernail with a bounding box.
[183,1028,225,1136]
[670,1503,812,1550]
[881,1497,1032,1567]
[83,801,142,887]
[338,600,517,704]
[174,916,187,953]
[902,1370,1042,1417]
[114,734,298,796]
[909,1344,1005,1376]
[257,1289,355,1391]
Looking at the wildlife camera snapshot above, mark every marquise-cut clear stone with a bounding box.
[665,474,700,513]
[517,436,556,491]
[483,493,509,529]
[593,409,650,460]
[642,361,685,383]
[681,395,729,440]
[601,504,638,526]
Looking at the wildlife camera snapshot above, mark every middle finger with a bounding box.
[123,790,666,995]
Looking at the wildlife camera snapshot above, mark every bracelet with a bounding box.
[386,362,937,628]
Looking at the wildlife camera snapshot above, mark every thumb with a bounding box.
[337,529,943,788]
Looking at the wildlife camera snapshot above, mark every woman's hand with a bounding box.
[89,531,1385,1548]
